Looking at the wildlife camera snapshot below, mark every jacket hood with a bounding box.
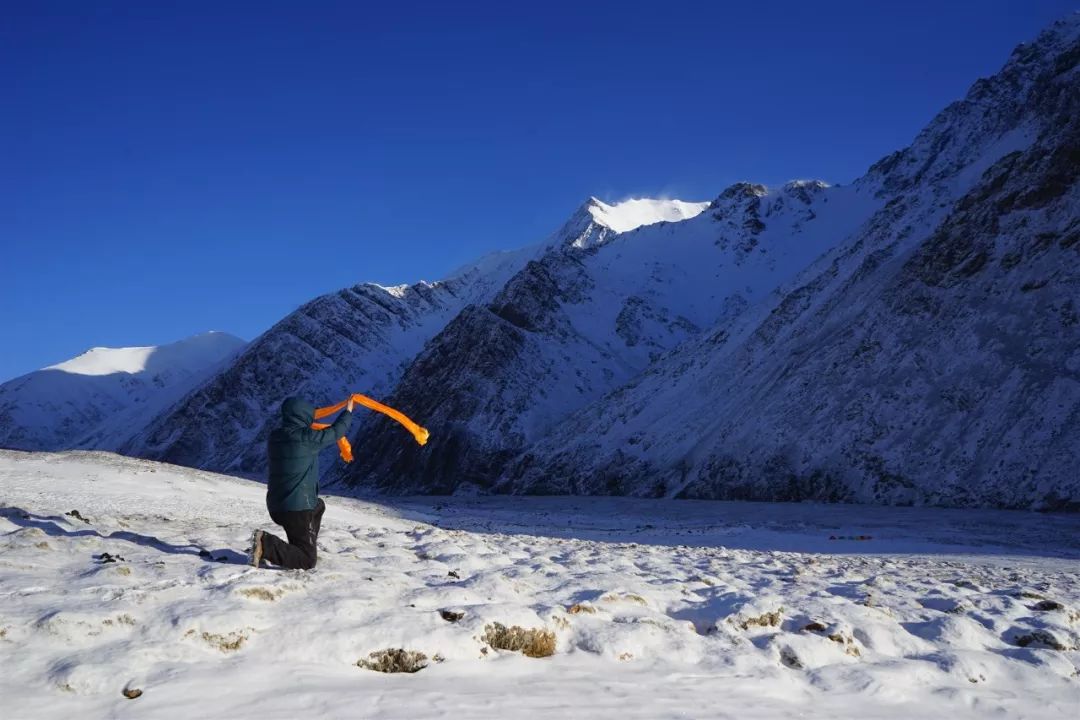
[280,397,315,428]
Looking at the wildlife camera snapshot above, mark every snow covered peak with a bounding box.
[585,197,709,233]
[46,331,245,378]
[1,331,247,453]
[49,346,158,377]
[549,196,708,251]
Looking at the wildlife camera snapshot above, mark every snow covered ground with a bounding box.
[1,451,1077,719]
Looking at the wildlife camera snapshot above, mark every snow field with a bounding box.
[0,450,1078,719]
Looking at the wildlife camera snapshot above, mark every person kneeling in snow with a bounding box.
[248,396,353,569]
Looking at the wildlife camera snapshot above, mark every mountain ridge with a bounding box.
[0,331,246,452]
[496,14,1080,509]
[118,195,713,476]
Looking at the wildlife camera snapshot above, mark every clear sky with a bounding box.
[1,0,1074,382]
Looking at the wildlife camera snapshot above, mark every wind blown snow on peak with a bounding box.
[586,197,709,233]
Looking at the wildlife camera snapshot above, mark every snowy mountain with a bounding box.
[119,197,712,478]
[339,15,1080,508]
[498,16,1080,509]
[118,255,525,476]
[0,332,245,452]
[342,182,883,493]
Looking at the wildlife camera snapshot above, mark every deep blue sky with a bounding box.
[1,1,1074,381]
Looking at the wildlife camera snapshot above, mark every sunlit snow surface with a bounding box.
[586,197,710,234]
[46,346,160,376]
[1,450,1077,719]
[44,331,242,377]
[0,332,246,453]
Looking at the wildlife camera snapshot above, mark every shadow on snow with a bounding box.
[340,494,1080,561]
[0,506,247,564]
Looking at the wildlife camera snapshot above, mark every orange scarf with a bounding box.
[310,393,429,463]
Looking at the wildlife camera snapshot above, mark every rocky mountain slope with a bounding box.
[118,254,526,476]
[0,332,245,452]
[120,198,701,477]
[500,16,1080,509]
[342,181,882,493]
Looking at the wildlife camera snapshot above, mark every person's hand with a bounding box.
[347,398,355,413]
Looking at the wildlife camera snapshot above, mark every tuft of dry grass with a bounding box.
[802,620,861,656]
[358,648,429,673]
[601,593,648,606]
[567,603,597,615]
[551,616,571,631]
[201,630,248,652]
[737,608,783,630]
[482,623,556,658]
[240,587,282,602]
[827,632,862,657]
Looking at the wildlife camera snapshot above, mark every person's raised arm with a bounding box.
[309,397,354,449]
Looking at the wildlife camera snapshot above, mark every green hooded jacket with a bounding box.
[266,397,352,513]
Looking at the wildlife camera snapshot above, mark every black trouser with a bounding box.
[262,498,325,570]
